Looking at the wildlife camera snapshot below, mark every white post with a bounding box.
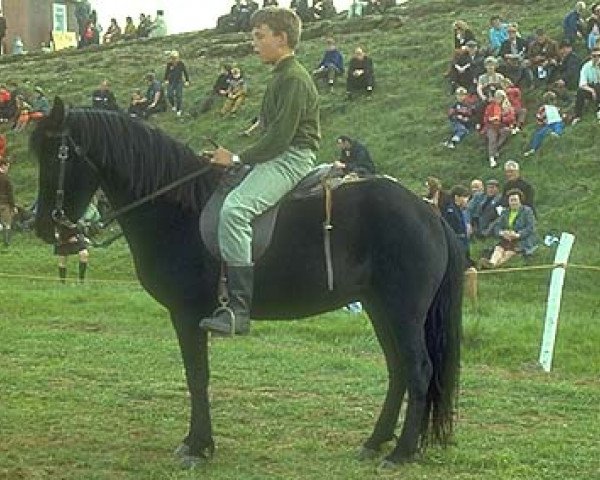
[539,232,575,372]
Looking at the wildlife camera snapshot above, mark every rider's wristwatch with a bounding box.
[232,154,241,164]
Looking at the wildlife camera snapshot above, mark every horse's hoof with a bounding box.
[179,454,207,469]
[377,459,399,471]
[356,445,380,461]
[173,443,190,458]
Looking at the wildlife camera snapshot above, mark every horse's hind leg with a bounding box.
[359,299,407,459]
[382,319,432,467]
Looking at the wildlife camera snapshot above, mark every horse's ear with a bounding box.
[45,96,67,132]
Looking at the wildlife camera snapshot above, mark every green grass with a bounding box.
[1,0,599,478]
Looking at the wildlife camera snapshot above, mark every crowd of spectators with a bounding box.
[435,1,600,269]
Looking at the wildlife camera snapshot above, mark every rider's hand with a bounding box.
[209,147,234,167]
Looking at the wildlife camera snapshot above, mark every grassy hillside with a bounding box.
[1,1,599,478]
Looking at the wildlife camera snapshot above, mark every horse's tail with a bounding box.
[421,219,463,448]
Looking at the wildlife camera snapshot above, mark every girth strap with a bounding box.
[322,177,334,291]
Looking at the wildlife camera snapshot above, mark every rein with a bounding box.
[51,132,214,240]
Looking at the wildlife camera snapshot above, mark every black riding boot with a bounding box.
[200,265,253,336]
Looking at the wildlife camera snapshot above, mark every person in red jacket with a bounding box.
[502,78,527,133]
[482,89,514,168]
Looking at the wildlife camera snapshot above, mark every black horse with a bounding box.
[31,98,463,469]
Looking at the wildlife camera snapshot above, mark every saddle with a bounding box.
[200,163,349,264]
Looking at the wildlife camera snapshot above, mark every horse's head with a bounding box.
[31,97,100,244]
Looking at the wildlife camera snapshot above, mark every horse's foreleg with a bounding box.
[359,300,406,460]
[170,311,214,467]
[382,320,432,468]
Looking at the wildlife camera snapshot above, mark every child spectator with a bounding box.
[13,95,33,132]
[482,89,515,168]
[220,67,247,116]
[30,86,50,116]
[127,89,146,118]
[443,86,473,149]
[164,51,190,117]
[0,158,15,246]
[502,78,527,133]
[54,225,90,284]
[313,38,344,93]
[0,84,13,122]
[524,91,565,156]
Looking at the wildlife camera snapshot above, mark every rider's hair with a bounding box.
[250,7,302,49]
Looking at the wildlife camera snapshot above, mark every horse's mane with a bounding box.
[59,109,219,213]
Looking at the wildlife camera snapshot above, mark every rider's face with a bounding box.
[252,24,288,64]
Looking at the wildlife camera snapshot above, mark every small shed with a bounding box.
[1,0,78,53]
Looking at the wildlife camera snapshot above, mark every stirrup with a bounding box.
[206,305,236,336]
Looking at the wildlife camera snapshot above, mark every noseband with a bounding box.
[51,132,98,236]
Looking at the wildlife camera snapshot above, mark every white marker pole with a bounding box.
[539,232,575,372]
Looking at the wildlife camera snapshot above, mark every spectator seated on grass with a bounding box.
[191,64,232,117]
[423,176,450,215]
[499,23,528,64]
[346,47,375,99]
[92,79,119,111]
[220,67,247,117]
[313,37,344,93]
[571,46,600,124]
[334,135,376,175]
[526,29,560,88]
[13,87,49,131]
[552,39,582,94]
[524,91,565,157]
[149,10,167,38]
[453,20,476,50]
[441,185,473,269]
[348,0,368,18]
[131,72,167,119]
[479,188,536,269]
[0,84,14,123]
[501,160,536,213]
[500,53,531,89]
[365,0,394,15]
[449,40,484,94]
[443,86,474,149]
[481,89,515,168]
[123,16,137,40]
[563,1,587,45]
[137,13,152,38]
[488,15,509,56]
[465,178,484,234]
[477,56,506,102]
[103,18,122,44]
[502,78,527,133]
[471,178,502,238]
[585,3,600,51]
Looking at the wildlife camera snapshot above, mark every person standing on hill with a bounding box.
[54,225,89,284]
[200,7,320,336]
[164,51,190,117]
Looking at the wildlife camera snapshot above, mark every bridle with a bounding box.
[50,131,215,245]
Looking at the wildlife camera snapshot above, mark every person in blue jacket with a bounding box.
[313,37,344,92]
